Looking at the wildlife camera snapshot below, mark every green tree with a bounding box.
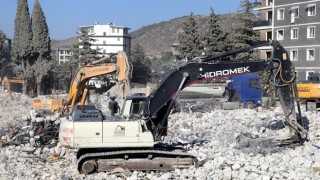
[76,28,100,65]
[51,61,72,92]
[177,13,203,60]
[12,0,33,94]
[227,0,258,60]
[0,30,10,68]
[31,0,52,96]
[131,43,150,84]
[203,7,227,56]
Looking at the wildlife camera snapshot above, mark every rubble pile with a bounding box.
[0,91,320,179]
[0,92,31,127]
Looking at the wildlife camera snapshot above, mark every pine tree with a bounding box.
[77,28,100,65]
[177,13,203,60]
[131,43,145,63]
[31,0,52,96]
[228,0,258,60]
[203,7,227,56]
[0,30,10,67]
[12,0,33,94]
[131,43,150,84]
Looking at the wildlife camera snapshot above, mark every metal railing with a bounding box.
[253,20,272,27]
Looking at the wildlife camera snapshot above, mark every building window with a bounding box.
[291,28,298,39]
[307,4,316,16]
[103,41,106,45]
[103,32,106,36]
[117,28,119,33]
[307,49,315,61]
[290,7,299,18]
[60,56,64,60]
[112,28,115,33]
[65,56,70,60]
[277,29,284,40]
[60,50,64,54]
[277,8,284,20]
[306,71,315,80]
[267,0,273,6]
[103,49,106,53]
[117,37,120,41]
[307,26,315,38]
[290,50,298,61]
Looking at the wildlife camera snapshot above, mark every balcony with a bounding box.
[253,20,272,29]
[252,1,261,8]
[252,0,273,10]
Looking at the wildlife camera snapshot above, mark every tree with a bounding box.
[130,43,151,84]
[51,61,72,92]
[227,0,258,60]
[31,0,52,96]
[11,0,33,94]
[177,13,203,60]
[76,28,100,65]
[203,7,227,57]
[0,30,10,68]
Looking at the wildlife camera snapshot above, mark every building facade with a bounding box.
[53,47,72,65]
[253,0,320,80]
[79,22,131,57]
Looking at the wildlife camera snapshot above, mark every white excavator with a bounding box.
[59,41,307,174]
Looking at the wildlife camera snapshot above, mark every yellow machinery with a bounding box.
[2,76,23,93]
[297,73,320,111]
[31,51,131,113]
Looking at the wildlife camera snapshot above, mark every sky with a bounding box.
[0,0,244,40]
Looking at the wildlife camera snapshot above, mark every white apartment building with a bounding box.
[79,22,131,56]
[53,47,73,65]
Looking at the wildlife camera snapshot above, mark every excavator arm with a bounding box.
[141,41,307,142]
[64,51,131,112]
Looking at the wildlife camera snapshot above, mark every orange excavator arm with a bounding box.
[65,51,131,113]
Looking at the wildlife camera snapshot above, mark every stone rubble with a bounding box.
[0,91,319,179]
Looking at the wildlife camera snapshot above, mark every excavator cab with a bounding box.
[120,94,147,119]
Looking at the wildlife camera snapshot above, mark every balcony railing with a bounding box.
[251,1,262,8]
[253,20,272,27]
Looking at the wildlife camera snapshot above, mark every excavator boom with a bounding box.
[142,41,306,141]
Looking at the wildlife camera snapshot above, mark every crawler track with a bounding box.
[77,148,197,174]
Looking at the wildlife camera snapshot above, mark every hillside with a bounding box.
[51,37,78,49]
[51,13,235,56]
[130,14,234,57]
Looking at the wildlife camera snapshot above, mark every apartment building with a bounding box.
[253,0,320,80]
[79,22,131,57]
[53,47,72,65]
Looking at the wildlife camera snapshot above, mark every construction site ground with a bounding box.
[0,89,320,179]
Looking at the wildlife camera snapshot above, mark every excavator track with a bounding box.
[77,149,197,174]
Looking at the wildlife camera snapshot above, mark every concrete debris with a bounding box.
[0,90,320,179]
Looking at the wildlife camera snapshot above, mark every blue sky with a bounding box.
[0,0,245,40]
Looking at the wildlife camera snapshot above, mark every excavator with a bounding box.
[29,51,131,145]
[297,73,320,111]
[59,41,307,174]
[32,51,131,113]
